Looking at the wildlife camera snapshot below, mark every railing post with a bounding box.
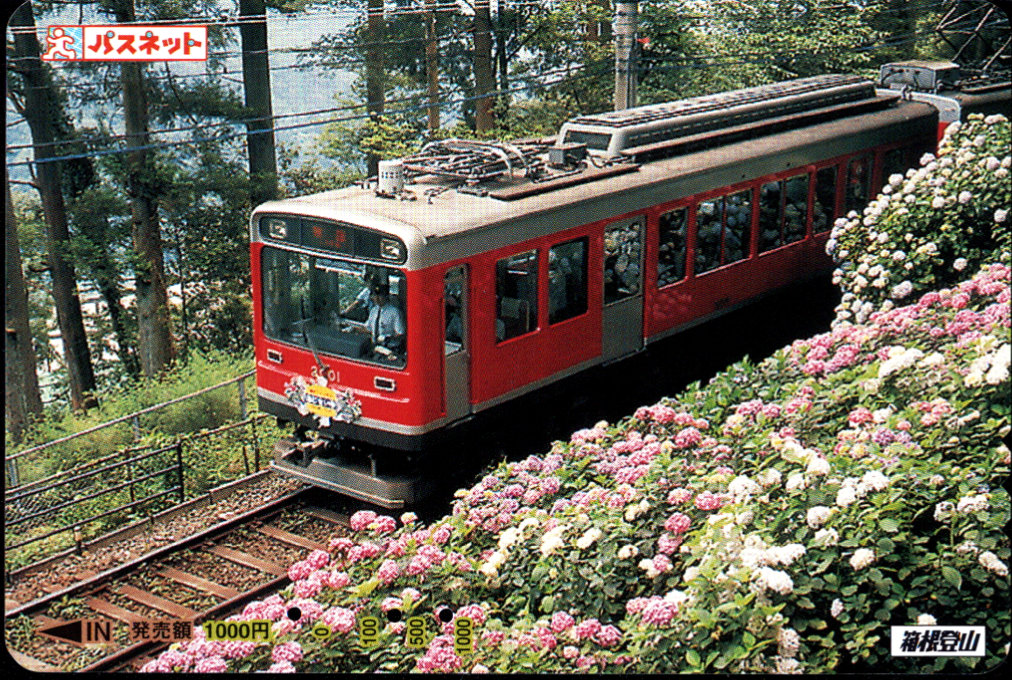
[6,458,19,488]
[252,415,260,471]
[238,376,248,420]
[176,441,185,503]
[125,452,136,505]
[132,415,142,442]
[242,445,251,476]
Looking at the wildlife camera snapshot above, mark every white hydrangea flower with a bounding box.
[958,190,973,204]
[757,468,782,488]
[861,470,889,492]
[806,506,833,529]
[956,494,989,514]
[933,501,955,522]
[752,567,794,595]
[917,613,937,626]
[618,544,639,559]
[806,456,831,476]
[931,196,946,209]
[728,475,760,499]
[849,548,876,570]
[996,208,1009,223]
[814,528,839,546]
[978,551,1009,577]
[785,473,807,492]
[830,598,844,619]
[638,558,660,579]
[766,544,806,566]
[836,486,859,507]
[575,527,602,550]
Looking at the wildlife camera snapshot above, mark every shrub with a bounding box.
[146,263,1009,674]
[827,114,1011,325]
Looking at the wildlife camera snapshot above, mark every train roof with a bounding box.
[254,79,938,264]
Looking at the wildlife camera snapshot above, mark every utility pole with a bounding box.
[614,0,639,111]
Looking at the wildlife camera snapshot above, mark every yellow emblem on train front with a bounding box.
[306,383,338,418]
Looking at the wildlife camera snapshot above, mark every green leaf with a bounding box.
[540,596,555,613]
[941,565,962,590]
[686,649,701,667]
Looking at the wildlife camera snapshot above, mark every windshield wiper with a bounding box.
[296,298,328,376]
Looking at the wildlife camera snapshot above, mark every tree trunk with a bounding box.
[6,168,45,440]
[366,0,385,175]
[425,0,440,132]
[115,0,175,378]
[239,0,278,206]
[494,2,509,119]
[88,215,139,377]
[10,2,98,411]
[473,0,496,133]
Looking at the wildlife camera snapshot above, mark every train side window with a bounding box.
[813,166,837,234]
[657,207,687,287]
[604,222,642,304]
[882,147,912,187]
[759,181,782,252]
[724,189,752,264]
[846,154,872,215]
[549,238,588,324]
[496,249,539,342]
[695,198,722,274]
[783,174,809,244]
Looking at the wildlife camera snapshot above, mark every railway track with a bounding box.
[5,486,358,672]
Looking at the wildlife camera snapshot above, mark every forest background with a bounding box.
[5,0,1008,447]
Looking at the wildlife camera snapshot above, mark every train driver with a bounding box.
[365,284,406,353]
[342,271,378,320]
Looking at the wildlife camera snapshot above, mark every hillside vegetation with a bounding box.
[143,117,1010,674]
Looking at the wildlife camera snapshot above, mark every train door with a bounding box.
[601,217,645,362]
[443,266,470,421]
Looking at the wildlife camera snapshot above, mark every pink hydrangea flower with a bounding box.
[574,618,601,641]
[322,607,356,634]
[193,655,224,672]
[371,515,397,533]
[287,560,314,581]
[595,625,622,648]
[550,611,575,633]
[664,513,692,534]
[268,661,296,673]
[306,549,330,569]
[350,510,378,531]
[694,491,727,511]
[667,488,692,504]
[640,597,678,627]
[329,536,354,553]
[377,559,400,585]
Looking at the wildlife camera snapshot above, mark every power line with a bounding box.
[6,58,615,168]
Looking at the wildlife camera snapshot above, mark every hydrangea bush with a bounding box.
[827,114,1011,325]
[141,261,1009,675]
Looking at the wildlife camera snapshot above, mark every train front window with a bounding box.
[260,247,407,369]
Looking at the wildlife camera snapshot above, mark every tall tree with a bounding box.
[6,167,45,440]
[473,0,496,132]
[365,0,385,175]
[9,2,98,410]
[239,0,279,206]
[111,0,176,377]
[425,0,440,132]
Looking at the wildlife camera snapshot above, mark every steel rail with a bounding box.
[5,485,312,620]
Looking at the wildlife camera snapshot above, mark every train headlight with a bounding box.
[381,238,404,261]
[265,218,288,240]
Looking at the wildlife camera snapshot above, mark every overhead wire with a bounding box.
[6,57,615,167]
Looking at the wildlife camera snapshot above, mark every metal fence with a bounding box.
[4,413,273,565]
[5,371,255,488]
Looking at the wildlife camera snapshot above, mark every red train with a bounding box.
[251,62,1009,507]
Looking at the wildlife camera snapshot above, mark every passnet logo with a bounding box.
[41,25,207,62]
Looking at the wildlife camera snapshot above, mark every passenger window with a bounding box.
[549,238,588,324]
[444,271,465,355]
[657,207,687,286]
[496,250,539,342]
[759,181,782,252]
[604,222,642,304]
[813,166,837,234]
[845,154,871,215]
[695,198,722,274]
[882,147,906,186]
[724,189,752,264]
[783,174,809,244]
